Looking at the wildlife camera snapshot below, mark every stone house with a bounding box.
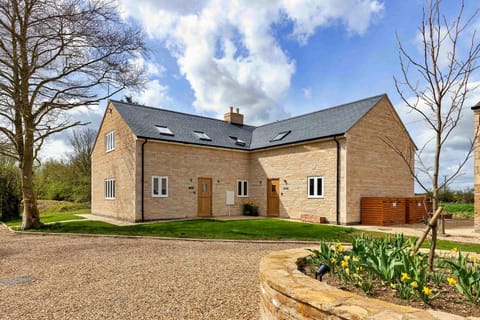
[91,94,415,224]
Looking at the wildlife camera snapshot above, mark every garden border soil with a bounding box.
[259,247,480,320]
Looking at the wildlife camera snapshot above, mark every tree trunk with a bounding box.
[20,130,41,230]
[428,188,439,271]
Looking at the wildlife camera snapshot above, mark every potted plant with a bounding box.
[243,202,259,216]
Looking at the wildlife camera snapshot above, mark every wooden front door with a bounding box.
[197,178,212,217]
[267,179,280,217]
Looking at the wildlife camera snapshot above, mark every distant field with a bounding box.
[441,202,473,219]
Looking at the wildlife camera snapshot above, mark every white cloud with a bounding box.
[117,0,383,124]
[302,87,312,99]
[128,80,171,107]
[38,138,72,161]
[394,83,480,191]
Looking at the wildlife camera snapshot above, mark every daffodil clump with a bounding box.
[306,234,479,306]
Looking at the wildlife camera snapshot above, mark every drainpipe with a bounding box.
[333,136,341,225]
[141,139,148,222]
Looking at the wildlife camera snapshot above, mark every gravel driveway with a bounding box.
[0,226,299,320]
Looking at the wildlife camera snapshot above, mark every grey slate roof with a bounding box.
[110,94,385,151]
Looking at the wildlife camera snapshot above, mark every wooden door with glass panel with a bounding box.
[197,177,212,217]
[267,179,280,216]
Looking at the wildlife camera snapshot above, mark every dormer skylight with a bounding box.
[193,131,211,141]
[156,125,174,136]
[270,130,291,142]
[229,136,246,146]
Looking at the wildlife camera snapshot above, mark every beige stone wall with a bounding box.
[249,139,346,222]
[137,140,250,220]
[91,96,413,224]
[474,110,480,232]
[91,103,137,221]
[345,96,415,224]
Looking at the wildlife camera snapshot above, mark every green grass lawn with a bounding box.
[441,202,474,219]
[4,200,89,227]
[16,218,480,253]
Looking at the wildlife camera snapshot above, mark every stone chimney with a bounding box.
[224,106,244,125]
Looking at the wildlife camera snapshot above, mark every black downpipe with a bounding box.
[141,139,148,222]
[333,136,341,225]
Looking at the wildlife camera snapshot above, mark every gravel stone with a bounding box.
[0,226,298,319]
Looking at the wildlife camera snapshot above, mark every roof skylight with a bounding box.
[156,125,174,136]
[193,131,211,141]
[229,136,246,146]
[270,130,291,142]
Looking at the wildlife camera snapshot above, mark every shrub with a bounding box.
[243,202,259,216]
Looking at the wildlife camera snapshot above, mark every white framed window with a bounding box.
[308,176,323,198]
[237,180,248,197]
[152,176,168,197]
[105,178,115,199]
[105,131,115,152]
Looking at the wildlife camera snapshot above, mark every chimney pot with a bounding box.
[229,106,233,112]
[236,108,240,113]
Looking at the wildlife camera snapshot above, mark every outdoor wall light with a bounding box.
[283,179,287,185]
[315,263,330,281]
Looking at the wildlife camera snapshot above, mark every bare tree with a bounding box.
[394,0,480,269]
[69,128,96,175]
[0,0,145,229]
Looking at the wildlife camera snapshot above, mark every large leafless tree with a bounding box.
[394,0,480,268]
[0,0,145,229]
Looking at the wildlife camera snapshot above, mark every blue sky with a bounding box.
[43,0,480,191]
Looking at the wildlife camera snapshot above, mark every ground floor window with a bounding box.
[308,176,323,198]
[105,178,115,199]
[237,180,248,197]
[152,176,168,197]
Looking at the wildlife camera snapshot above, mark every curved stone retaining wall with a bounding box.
[259,248,479,320]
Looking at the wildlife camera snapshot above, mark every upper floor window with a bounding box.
[308,176,323,198]
[152,176,168,197]
[237,180,248,197]
[105,131,115,152]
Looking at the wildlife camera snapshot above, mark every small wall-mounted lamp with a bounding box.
[283,179,287,185]
[259,180,262,185]
[217,180,220,184]
[190,178,193,182]
[315,263,330,281]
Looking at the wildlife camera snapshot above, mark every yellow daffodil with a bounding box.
[343,255,350,261]
[447,277,457,286]
[330,257,337,264]
[336,243,345,253]
[352,256,359,262]
[422,286,432,296]
[345,268,350,275]
[341,260,349,268]
[451,247,458,253]
[390,283,397,289]
[410,281,418,288]
[401,273,410,282]
[356,266,363,272]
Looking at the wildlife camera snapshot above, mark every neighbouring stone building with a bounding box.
[91,94,415,224]
[472,103,480,232]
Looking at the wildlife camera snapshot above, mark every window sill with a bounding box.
[307,196,324,199]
